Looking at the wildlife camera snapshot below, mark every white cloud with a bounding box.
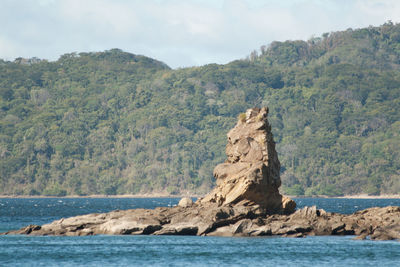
[0,0,398,68]
[0,36,20,60]
[355,0,400,23]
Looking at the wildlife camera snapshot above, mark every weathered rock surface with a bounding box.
[3,204,399,240]
[1,107,399,241]
[199,107,296,214]
[178,197,193,208]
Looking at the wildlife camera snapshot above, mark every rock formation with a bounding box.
[1,107,399,241]
[199,107,296,214]
[4,204,400,240]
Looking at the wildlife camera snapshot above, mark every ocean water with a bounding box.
[0,198,399,266]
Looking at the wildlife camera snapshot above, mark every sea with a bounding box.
[0,198,399,267]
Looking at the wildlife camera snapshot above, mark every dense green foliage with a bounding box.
[1,23,399,196]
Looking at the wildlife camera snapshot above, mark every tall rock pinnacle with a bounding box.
[4,107,400,240]
[199,107,296,214]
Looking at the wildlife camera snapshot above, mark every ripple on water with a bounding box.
[0,197,400,266]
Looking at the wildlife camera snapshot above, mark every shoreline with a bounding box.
[0,193,200,199]
[336,194,400,199]
[0,194,399,199]
[287,194,400,199]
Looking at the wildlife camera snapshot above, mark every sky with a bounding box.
[1,0,399,68]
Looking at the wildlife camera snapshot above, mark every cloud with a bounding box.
[0,0,399,68]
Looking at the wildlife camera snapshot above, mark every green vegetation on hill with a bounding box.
[1,23,399,196]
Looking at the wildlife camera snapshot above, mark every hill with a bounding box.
[0,23,399,196]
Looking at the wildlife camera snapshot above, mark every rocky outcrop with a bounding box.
[1,107,399,241]
[3,204,399,240]
[199,107,296,215]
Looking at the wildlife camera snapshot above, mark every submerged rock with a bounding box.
[1,107,399,241]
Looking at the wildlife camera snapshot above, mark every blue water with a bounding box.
[1,198,399,266]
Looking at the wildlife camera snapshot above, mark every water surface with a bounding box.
[1,198,399,266]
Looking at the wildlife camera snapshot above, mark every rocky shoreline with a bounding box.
[2,108,399,241]
[3,201,399,240]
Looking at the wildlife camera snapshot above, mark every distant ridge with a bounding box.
[0,23,399,196]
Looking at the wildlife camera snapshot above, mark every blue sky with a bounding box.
[1,0,399,68]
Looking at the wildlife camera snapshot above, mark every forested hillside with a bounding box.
[1,23,399,196]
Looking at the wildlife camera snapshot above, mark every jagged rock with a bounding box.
[18,225,41,234]
[199,107,296,214]
[1,107,399,241]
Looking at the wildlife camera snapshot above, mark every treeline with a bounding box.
[1,23,399,196]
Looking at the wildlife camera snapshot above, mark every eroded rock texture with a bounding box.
[4,205,400,241]
[2,107,399,241]
[199,107,296,214]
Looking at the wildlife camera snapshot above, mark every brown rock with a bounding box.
[178,197,193,208]
[153,224,198,235]
[199,107,296,215]
[2,108,400,241]
[233,219,253,234]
